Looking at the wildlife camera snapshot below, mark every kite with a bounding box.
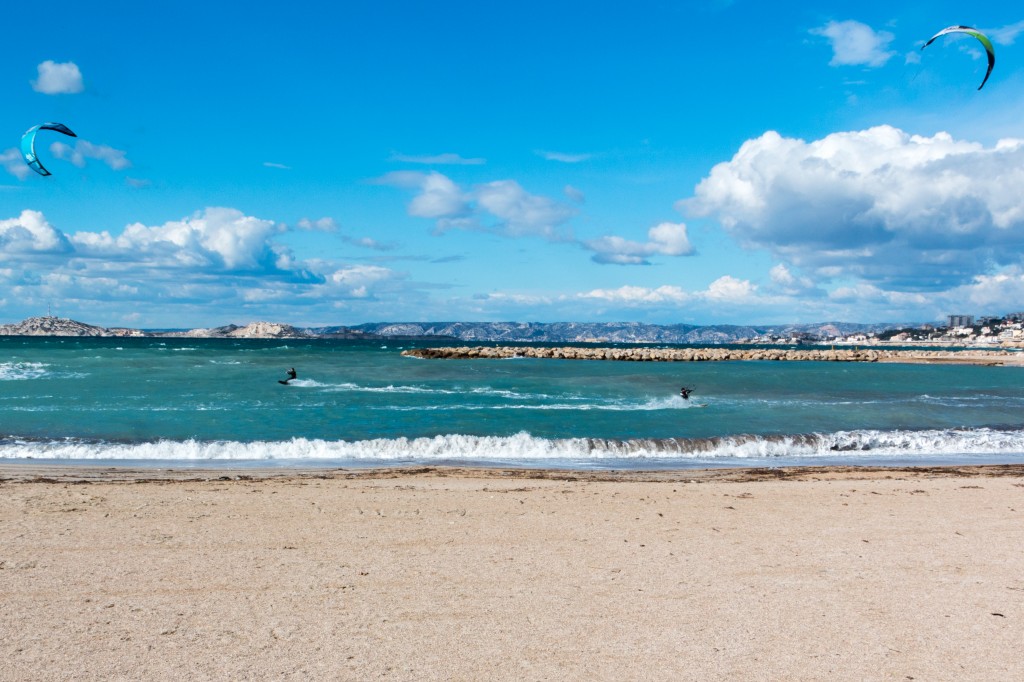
[921,25,995,90]
[20,122,77,176]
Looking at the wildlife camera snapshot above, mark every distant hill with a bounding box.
[0,317,902,343]
[347,321,898,344]
[0,316,110,337]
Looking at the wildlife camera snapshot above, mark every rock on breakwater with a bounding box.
[401,346,1023,365]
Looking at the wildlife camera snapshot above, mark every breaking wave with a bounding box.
[0,362,50,381]
[2,427,1023,465]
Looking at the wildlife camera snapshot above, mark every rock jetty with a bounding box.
[401,346,1023,366]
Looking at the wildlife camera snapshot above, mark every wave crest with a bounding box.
[2,427,1023,463]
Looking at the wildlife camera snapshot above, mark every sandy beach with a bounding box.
[0,464,1021,680]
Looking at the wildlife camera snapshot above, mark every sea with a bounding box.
[2,336,1024,471]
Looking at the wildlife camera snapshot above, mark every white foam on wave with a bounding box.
[377,395,698,412]
[0,362,50,381]
[316,382,554,400]
[3,427,1023,462]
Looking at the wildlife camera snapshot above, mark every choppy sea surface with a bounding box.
[2,337,1023,470]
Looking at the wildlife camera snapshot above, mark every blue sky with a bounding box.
[1,1,1023,327]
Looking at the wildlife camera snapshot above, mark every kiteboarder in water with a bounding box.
[680,386,693,400]
[279,367,297,385]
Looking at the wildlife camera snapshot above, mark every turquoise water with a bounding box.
[2,337,1024,469]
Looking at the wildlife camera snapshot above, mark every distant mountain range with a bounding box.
[0,317,902,343]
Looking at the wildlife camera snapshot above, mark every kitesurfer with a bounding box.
[680,386,693,400]
[279,367,297,385]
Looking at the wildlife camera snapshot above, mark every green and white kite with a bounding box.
[921,25,995,90]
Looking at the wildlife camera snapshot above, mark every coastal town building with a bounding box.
[948,314,974,327]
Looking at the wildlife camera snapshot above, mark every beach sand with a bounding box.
[2,464,1022,681]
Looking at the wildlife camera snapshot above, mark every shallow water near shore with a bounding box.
[2,336,1023,469]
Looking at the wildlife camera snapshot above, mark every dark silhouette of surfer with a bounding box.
[679,386,693,400]
[279,367,297,385]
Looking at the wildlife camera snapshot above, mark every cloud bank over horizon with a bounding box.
[685,125,1024,296]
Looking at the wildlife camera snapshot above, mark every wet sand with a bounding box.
[2,464,1022,680]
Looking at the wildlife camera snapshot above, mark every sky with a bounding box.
[1,1,1023,328]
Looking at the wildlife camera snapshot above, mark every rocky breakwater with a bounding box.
[401,346,1022,365]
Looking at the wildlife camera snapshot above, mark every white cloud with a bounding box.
[685,125,1024,290]
[76,207,288,271]
[50,140,131,171]
[0,210,72,253]
[954,269,1024,309]
[0,207,414,324]
[580,285,690,304]
[476,180,575,239]
[536,150,593,163]
[704,275,756,302]
[563,185,585,203]
[390,152,485,165]
[0,148,31,180]
[410,172,472,220]
[298,216,396,251]
[263,161,291,169]
[383,171,575,240]
[987,20,1024,45]
[31,60,84,94]
[768,264,821,297]
[328,265,398,297]
[297,217,338,232]
[810,20,895,67]
[584,222,695,264]
[578,277,759,306]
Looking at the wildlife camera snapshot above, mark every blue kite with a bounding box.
[20,122,77,176]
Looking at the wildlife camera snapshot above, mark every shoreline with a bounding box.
[402,345,1024,365]
[2,462,1021,679]
[4,461,1024,484]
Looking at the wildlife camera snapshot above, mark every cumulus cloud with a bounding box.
[76,207,289,271]
[768,264,821,297]
[584,222,695,264]
[328,265,398,298]
[704,275,756,301]
[685,125,1024,290]
[810,20,895,67]
[31,60,84,94]
[381,171,574,240]
[580,285,690,304]
[476,180,576,239]
[387,171,693,263]
[50,140,131,171]
[579,276,759,306]
[0,210,72,253]
[0,207,411,323]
